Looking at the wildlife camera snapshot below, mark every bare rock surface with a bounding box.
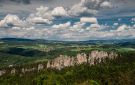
[0,50,118,76]
[47,50,118,70]
[0,70,6,76]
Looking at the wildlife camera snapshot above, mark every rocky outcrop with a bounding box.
[47,55,75,70]
[0,50,118,76]
[0,70,6,76]
[11,68,16,74]
[0,63,46,76]
[38,64,44,71]
[22,67,36,73]
[47,50,118,70]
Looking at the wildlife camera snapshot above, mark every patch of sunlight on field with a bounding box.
[20,44,54,52]
[118,48,135,52]
[34,59,48,63]
[71,47,93,52]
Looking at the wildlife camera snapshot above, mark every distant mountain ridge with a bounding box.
[0,38,34,41]
[0,38,135,45]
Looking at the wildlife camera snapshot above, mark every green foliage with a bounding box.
[1,53,134,85]
[0,39,135,85]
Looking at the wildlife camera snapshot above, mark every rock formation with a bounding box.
[0,70,6,76]
[0,50,118,76]
[22,67,36,73]
[38,64,44,71]
[47,50,118,70]
[11,68,16,74]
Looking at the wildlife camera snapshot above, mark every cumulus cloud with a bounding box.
[68,0,113,16]
[1,23,135,41]
[117,25,129,31]
[70,22,85,30]
[52,22,71,29]
[89,24,100,31]
[68,0,97,16]
[0,14,26,28]
[1,13,135,41]
[0,0,135,41]
[26,6,54,24]
[80,17,98,23]
[100,1,112,8]
[35,6,54,20]
[52,7,68,17]
[35,6,68,19]
[27,6,69,25]
[27,16,52,24]
[25,0,113,24]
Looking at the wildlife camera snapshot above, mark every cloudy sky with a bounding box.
[0,0,135,41]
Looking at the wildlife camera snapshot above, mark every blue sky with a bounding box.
[0,0,135,41]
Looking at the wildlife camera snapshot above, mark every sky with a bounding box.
[0,0,135,41]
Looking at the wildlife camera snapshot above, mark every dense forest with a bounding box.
[0,51,135,85]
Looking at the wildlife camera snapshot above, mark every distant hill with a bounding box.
[0,38,135,46]
[0,38,34,42]
[79,39,135,45]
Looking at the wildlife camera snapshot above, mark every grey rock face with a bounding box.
[0,50,118,76]
[38,64,44,71]
[22,67,36,73]
[11,68,16,74]
[0,70,6,76]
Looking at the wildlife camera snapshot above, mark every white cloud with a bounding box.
[28,17,52,24]
[1,23,135,41]
[68,0,98,16]
[68,0,113,16]
[26,6,54,25]
[51,7,68,17]
[89,23,100,31]
[32,6,68,20]
[80,17,98,23]
[0,0,135,41]
[27,6,69,25]
[117,25,129,31]
[36,6,54,20]
[0,14,25,28]
[100,1,112,8]
[26,6,56,25]
[113,23,119,26]
[71,22,85,30]
[52,22,71,29]
[86,23,102,31]
[25,0,113,24]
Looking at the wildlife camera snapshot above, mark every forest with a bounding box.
[0,38,135,85]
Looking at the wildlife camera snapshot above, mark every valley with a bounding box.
[0,38,135,85]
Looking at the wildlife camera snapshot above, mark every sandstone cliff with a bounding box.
[0,50,118,76]
[47,50,118,70]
